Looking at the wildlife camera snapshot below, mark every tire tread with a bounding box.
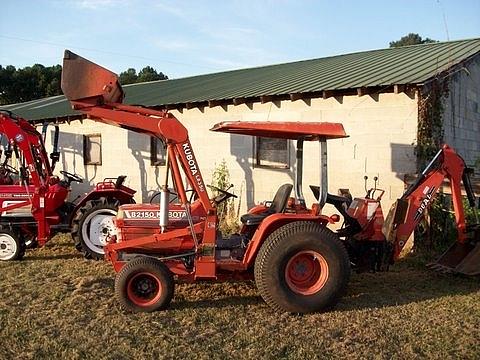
[254,221,350,313]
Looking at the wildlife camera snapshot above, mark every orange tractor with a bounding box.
[61,51,480,313]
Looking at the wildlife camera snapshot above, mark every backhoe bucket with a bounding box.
[61,50,124,104]
[430,231,480,275]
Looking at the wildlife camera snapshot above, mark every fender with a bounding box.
[69,183,136,224]
[242,213,333,267]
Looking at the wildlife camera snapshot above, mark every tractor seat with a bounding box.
[115,175,127,188]
[240,184,293,226]
[309,185,352,207]
[309,184,361,236]
[327,193,352,207]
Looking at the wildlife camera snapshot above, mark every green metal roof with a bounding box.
[3,38,480,122]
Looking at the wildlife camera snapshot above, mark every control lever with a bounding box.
[364,176,371,198]
[372,176,378,198]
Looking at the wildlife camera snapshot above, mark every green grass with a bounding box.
[0,235,479,359]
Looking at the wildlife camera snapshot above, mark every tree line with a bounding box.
[0,64,168,105]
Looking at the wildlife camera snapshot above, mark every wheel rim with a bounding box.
[285,250,329,295]
[0,233,17,261]
[81,208,117,255]
[126,272,163,307]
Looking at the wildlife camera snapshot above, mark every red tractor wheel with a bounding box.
[115,257,174,313]
[254,221,350,313]
[284,250,329,295]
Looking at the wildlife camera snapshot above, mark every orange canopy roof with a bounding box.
[210,121,348,140]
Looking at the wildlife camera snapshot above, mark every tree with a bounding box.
[389,33,437,48]
[0,64,63,105]
[137,66,168,83]
[0,63,169,105]
[0,65,16,105]
[119,66,168,85]
[118,68,138,85]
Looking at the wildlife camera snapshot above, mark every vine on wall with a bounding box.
[415,76,450,169]
[414,76,451,253]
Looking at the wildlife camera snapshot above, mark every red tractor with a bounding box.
[61,51,479,313]
[0,109,135,261]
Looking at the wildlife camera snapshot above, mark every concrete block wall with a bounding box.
[171,92,418,215]
[443,55,480,167]
[45,91,418,218]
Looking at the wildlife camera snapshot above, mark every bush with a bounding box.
[414,193,479,254]
[210,160,240,234]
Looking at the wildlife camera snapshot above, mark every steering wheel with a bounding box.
[1,164,19,175]
[207,184,237,204]
[150,189,197,204]
[60,170,83,183]
[168,189,197,204]
[208,185,237,198]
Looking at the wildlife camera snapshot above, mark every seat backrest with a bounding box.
[115,175,126,188]
[269,184,293,213]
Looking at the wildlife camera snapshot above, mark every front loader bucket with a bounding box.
[429,239,480,276]
[61,50,124,103]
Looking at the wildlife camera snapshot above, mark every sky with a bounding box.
[1,0,479,79]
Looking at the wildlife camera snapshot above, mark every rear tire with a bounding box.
[254,221,350,313]
[115,257,174,313]
[71,197,119,260]
[0,229,25,261]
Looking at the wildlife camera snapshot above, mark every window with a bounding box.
[150,137,166,166]
[83,134,102,165]
[255,137,289,168]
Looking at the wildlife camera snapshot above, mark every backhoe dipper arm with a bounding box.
[388,145,469,259]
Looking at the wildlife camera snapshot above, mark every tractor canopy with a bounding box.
[211,121,348,210]
[210,121,348,140]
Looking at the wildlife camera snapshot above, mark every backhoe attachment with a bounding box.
[383,145,480,276]
[430,237,480,275]
[431,168,480,276]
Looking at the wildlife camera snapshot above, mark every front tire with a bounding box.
[71,197,119,260]
[254,221,350,313]
[0,229,25,261]
[115,257,175,313]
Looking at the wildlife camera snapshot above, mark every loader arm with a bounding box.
[384,145,475,260]
[0,110,58,242]
[61,49,215,233]
[61,50,212,211]
[0,111,52,188]
[61,50,219,276]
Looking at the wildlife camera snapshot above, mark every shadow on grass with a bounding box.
[172,262,478,313]
[172,295,263,310]
[335,263,480,312]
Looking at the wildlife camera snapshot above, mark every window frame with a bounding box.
[150,136,167,166]
[83,133,102,165]
[254,136,290,169]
